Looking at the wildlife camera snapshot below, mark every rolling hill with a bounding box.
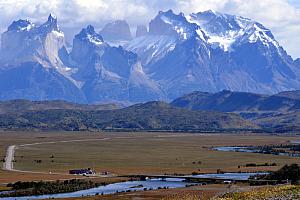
[172,90,300,132]
[0,100,257,131]
[171,90,300,112]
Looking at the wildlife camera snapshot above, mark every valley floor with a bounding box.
[0,131,299,199]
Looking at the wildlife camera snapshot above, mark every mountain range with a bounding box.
[0,10,300,103]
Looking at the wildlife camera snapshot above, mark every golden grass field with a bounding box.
[11,132,300,175]
[0,132,299,178]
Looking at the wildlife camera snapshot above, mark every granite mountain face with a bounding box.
[126,10,300,99]
[0,14,86,103]
[188,10,300,94]
[0,15,163,103]
[99,20,133,46]
[70,25,163,103]
[1,11,300,103]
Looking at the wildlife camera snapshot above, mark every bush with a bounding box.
[262,164,300,184]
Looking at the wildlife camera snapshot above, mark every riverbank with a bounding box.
[213,144,300,158]
[61,184,234,200]
[0,172,272,199]
[0,186,11,192]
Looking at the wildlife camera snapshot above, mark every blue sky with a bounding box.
[289,0,300,8]
[0,0,299,58]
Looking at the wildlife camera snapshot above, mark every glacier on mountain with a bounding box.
[126,10,300,98]
[0,10,300,103]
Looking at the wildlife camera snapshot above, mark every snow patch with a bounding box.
[189,12,280,52]
[52,30,64,38]
[87,34,103,46]
[125,35,177,65]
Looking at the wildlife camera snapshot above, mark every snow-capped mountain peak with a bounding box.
[189,10,280,52]
[70,25,108,66]
[7,19,34,32]
[1,11,300,104]
[48,13,57,22]
[39,14,60,33]
[125,10,209,67]
[189,10,253,34]
[76,25,104,46]
[149,9,200,40]
[0,14,67,69]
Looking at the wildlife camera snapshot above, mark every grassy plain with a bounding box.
[0,132,298,176]
[0,131,117,184]
[0,131,299,199]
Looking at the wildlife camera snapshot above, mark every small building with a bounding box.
[69,168,94,175]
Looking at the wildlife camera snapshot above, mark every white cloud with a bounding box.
[0,0,299,58]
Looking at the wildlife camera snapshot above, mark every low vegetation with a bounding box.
[261,164,300,184]
[253,111,300,132]
[247,164,300,186]
[216,185,300,200]
[1,179,101,198]
[245,163,277,167]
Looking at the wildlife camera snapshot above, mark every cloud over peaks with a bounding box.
[0,0,299,58]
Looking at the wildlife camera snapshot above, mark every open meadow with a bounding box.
[1,132,299,180]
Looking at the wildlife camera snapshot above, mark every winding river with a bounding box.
[0,173,263,200]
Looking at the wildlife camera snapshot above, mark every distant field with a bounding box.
[0,131,114,184]
[0,132,297,176]
[0,131,105,160]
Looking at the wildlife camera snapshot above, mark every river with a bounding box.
[0,172,263,200]
[213,146,300,157]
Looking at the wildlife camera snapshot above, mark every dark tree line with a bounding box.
[2,179,102,198]
[255,164,300,184]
